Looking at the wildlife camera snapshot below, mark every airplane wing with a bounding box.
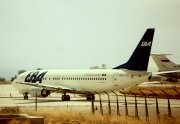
[16,82,78,93]
[152,70,180,79]
[121,69,151,76]
[153,70,180,75]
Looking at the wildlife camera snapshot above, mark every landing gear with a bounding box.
[23,93,28,100]
[86,94,95,101]
[61,93,70,101]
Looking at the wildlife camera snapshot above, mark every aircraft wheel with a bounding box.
[24,95,28,100]
[86,97,91,100]
[66,95,70,101]
[62,95,65,101]
[23,93,28,100]
[86,94,95,101]
[62,95,70,101]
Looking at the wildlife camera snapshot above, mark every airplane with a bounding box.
[151,54,180,79]
[12,28,155,101]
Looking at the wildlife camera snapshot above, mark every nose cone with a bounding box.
[12,78,17,89]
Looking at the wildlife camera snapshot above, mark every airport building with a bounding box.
[90,64,106,69]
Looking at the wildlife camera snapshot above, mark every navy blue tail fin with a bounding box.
[113,28,155,71]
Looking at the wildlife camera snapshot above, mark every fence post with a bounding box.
[174,89,180,95]
[150,90,160,121]
[94,91,103,115]
[162,90,172,117]
[139,90,149,122]
[104,91,111,115]
[130,91,139,119]
[35,93,37,111]
[112,91,120,116]
[119,91,128,117]
[87,91,95,115]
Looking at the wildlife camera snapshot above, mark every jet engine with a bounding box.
[29,87,50,97]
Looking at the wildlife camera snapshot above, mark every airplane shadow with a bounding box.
[12,98,153,105]
[13,98,97,104]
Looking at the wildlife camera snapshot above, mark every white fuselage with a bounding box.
[12,69,150,95]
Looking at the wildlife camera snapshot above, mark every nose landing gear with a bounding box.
[23,93,28,100]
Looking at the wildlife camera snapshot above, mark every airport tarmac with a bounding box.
[0,84,180,121]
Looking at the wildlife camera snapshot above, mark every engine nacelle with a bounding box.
[29,87,50,98]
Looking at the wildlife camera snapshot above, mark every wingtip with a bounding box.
[151,53,173,56]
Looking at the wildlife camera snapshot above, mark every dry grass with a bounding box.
[7,110,149,124]
[9,119,30,124]
[0,106,20,113]
[1,107,180,124]
[0,81,12,84]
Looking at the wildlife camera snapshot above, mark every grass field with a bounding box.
[0,106,180,124]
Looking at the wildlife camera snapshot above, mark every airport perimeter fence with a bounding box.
[28,89,180,122]
[88,89,180,122]
[1,89,180,123]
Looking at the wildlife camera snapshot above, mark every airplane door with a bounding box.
[60,76,64,83]
[113,73,119,86]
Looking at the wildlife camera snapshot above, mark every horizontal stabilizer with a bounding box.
[151,54,172,56]
[121,69,151,76]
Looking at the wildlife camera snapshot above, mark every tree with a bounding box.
[0,77,6,81]
[37,68,43,70]
[10,69,26,82]
[11,75,17,82]
[18,70,26,75]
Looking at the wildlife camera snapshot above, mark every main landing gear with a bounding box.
[61,93,70,101]
[61,93,95,101]
[23,93,28,100]
[86,94,95,101]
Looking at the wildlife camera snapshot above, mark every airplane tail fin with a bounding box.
[151,54,176,71]
[113,28,155,71]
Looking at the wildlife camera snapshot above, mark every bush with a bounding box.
[0,106,20,114]
[0,77,6,81]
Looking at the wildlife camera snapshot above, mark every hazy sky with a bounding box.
[1,1,180,80]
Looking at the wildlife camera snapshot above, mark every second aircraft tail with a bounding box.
[151,54,178,71]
